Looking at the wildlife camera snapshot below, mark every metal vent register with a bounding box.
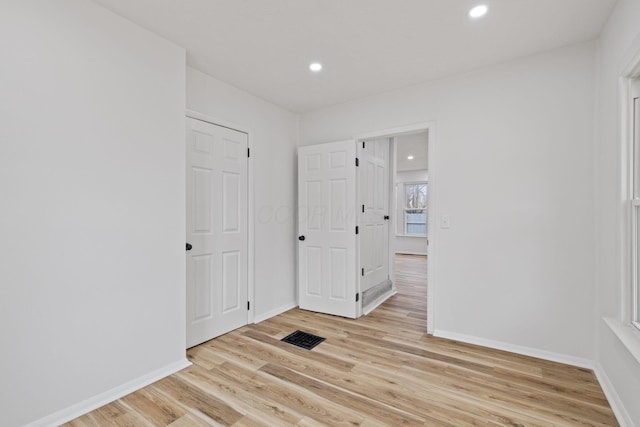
[281,330,326,350]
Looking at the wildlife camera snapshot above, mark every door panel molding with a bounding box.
[186,115,250,347]
[186,110,256,326]
[358,138,390,297]
[298,140,358,318]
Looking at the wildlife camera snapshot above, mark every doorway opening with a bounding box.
[355,123,434,333]
[358,130,429,320]
[296,122,435,333]
[391,132,428,324]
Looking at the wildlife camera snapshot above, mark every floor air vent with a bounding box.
[281,330,325,350]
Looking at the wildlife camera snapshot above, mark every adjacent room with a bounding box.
[394,131,429,256]
[2,0,640,426]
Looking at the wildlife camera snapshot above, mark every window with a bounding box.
[403,182,427,236]
[632,77,640,331]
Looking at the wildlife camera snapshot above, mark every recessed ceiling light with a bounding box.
[407,155,414,160]
[468,5,488,19]
[309,62,322,72]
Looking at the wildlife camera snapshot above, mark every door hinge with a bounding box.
[356,293,360,302]
[247,301,250,310]
[361,268,364,276]
[355,226,359,234]
[362,204,365,213]
[362,141,366,149]
[247,147,250,158]
[355,158,359,167]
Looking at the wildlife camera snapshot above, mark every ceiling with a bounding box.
[396,132,428,172]
[93,0,617,113]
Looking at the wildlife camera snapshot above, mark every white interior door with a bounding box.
[358,138,390,292]
[186,117,248,348]
[298,141,357,318]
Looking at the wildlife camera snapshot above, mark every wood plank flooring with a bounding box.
[65,254,618,426]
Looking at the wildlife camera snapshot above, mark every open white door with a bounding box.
[186,117,248,348]
[358,138,390,294]
[298,141,358,318]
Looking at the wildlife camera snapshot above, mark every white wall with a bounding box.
[594,0,640,424]
[395,170,429,255]
[0,2,187,426]
[186,67,299,320]
[301,42,597,361]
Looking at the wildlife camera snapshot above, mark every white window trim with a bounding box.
[604,318,640,366]
[606,48,640,369]
[630,77,640,332]
[398,181,428,237]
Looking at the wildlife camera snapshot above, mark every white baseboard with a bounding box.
[25,358,191,427]
[254,301,298,324]
[594,363,633,427]
[363,289,397,315]
[395,251,427,256]
[433,329,595,369]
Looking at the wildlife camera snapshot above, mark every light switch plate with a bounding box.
[440,215,451,229]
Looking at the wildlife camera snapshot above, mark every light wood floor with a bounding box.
[65,254,617,426]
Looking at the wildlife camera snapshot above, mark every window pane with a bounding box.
[405,210,427,236]
[405,184,427,209]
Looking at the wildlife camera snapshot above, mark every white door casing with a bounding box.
[298,141,358,318]
[358,138,390,293]
[186,117,248,348]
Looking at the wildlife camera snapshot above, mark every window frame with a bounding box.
[631,77,640,331]
[400,181,428,237]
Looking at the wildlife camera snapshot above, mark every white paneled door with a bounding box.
[298,141,358,318]
[186,117,248,348]
[358,138,390,292]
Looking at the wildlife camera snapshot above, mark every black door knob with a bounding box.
[298,235,306,241]
[384,215,390,220]
[186,243,193,251]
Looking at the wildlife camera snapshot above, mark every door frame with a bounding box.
[185,109,255,327]
[354,122,436,334]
